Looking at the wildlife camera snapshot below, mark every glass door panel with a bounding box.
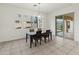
[56,16,64,37]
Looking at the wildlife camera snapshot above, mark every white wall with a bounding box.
[47,4,79,42]
[68,20,73,33]
[0,4,47,42]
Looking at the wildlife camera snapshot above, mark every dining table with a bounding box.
[26,30,52,48]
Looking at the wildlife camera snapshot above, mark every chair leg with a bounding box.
[44,37,46,43]
[48,36,49,42]
[37,40,38,43]
[40,39,41,45]
[35,40,37,47]
[35,40,36,47]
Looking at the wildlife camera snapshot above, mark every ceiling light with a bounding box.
[33,4,37,7]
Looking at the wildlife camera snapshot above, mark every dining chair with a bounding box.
[34,30,42,46]
[43,30,51,43]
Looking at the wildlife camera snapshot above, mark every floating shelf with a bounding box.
[26,21,33,23]
[16,27,21,29]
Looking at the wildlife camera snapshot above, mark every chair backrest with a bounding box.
[38,28,42,31]
[36,31,41,35]
[46,30,50,33]
[29,29,34,32]
[36,31,42,38]
[46,30,51,36]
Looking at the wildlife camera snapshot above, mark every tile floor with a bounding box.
[0,36,79,55]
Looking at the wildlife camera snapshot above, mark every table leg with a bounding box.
[26,34,28,43]
[48,36,49,42]
[50,32,52,40]
[30,36,32,48]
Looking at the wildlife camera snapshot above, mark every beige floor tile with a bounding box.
[0,51,10,55]
[0,36,79,55]
[53,49,66,55]
[68,47,79,55]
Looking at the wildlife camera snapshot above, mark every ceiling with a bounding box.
[9,3,73,14]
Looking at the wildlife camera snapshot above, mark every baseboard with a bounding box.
[0,37,26,44]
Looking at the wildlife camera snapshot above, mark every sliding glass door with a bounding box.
[55,16,64,37]
[55,12,74,40]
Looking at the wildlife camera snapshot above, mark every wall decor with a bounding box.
[16,27,21,29]
[15,13,42,29]
[15,14,22,29]
[31,16,38,28]
[15,20,20,23]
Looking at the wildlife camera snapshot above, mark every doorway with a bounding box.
[55,12,74,40]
